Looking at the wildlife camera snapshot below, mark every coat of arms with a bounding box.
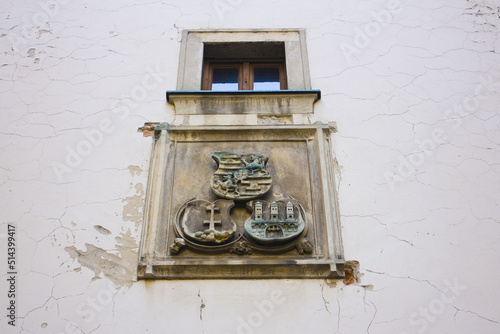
[244,199,306,245]
[178,199,236,245]
[172,152,311,255]
[210,152,272,200]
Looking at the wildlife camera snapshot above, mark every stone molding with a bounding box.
[166,90,320,115]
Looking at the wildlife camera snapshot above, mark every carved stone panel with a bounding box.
[137,123,344,279]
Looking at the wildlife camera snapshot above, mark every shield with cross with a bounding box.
[179,199,236,245]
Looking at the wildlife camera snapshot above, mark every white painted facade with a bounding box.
[1,0,499,333]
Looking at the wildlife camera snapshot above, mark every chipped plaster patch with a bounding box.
[122,183,144,225]
[344,260,361,285]
[115,230,138,258]
[66,167,146,286]
[65,230,138,287]
[257,114,293,124]
[325,279,338,288]
[128,165,142,176]
[93,225,112,235]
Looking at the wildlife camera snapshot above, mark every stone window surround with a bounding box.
[176,29,312,91]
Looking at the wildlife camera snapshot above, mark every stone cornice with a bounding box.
[166,90,321,115]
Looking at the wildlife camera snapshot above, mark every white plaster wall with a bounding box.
[1,0,499,333]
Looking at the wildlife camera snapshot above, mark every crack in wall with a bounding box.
[367,301,377,334]
[320,282,332,315]
[454,307,500,324]
[198,289,206,334]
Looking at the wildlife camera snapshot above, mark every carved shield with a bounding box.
[210,151,272,200]
[179,199,236,245]
[244,199,305,245]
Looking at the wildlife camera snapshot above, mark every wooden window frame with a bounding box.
[203,63,244,90]
[202,60,287,91]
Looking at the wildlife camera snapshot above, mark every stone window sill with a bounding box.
[166,90,321,115]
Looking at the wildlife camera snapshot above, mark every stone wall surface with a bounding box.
[1,0,499,333]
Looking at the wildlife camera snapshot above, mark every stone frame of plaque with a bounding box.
[137,122,345,279]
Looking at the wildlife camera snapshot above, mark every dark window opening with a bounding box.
[202,42,286,91]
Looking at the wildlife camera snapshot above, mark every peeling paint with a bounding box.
[115,230,139,259]
[27,48,35,57]
[93,225,112,235]
[65,230,138,287]
[122,183,144,225]
[128,165,143,176]
[325,279,338,288]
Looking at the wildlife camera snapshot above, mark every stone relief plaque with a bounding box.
[137,123,345,279]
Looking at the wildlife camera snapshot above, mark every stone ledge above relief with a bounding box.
[166,90,321,115]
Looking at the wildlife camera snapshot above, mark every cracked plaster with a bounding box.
[1,0,500,333]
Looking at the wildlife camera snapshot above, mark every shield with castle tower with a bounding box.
[244,199,306,245]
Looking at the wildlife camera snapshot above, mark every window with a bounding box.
[166,29,321,115]
[168,30,320,115]
[175,30,312,91]
[203,61,286,91]
[201,42,287,91]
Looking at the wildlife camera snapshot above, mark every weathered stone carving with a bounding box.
[244,199,305,245]
[296,238,314,255]
[138,123,346,278]
[179,199,236,245]
[229,241,252,255]
[210,152,272,200]
[173,153,309,254]
[169,238,186,254]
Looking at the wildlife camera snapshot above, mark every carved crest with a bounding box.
[210,152,272,200]
[244,199,306,245]
[179,199,236,245]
